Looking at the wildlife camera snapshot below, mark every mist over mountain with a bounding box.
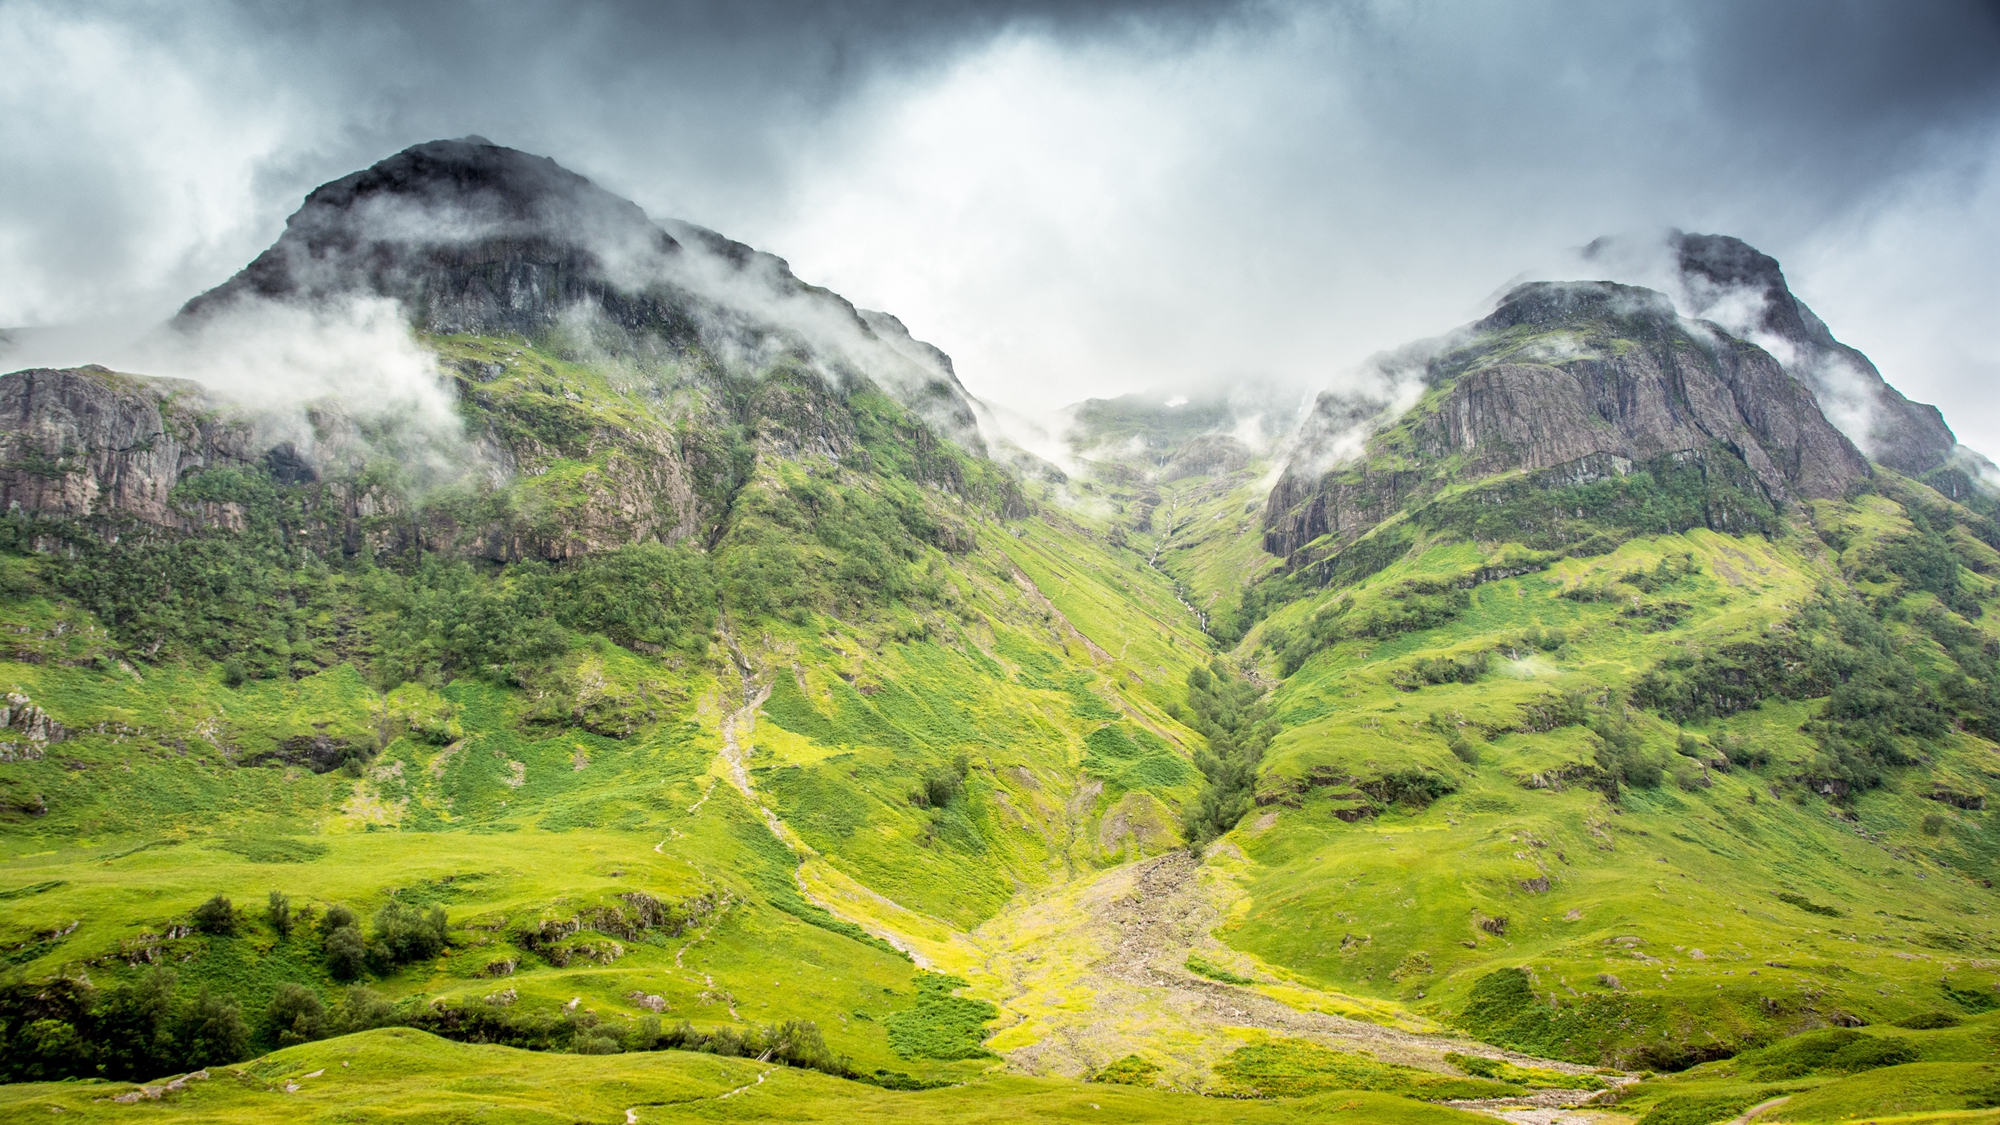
[172,137,985,456]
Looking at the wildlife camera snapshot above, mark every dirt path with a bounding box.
[982,851,1618,1097]
[1726,1096,1791,1125]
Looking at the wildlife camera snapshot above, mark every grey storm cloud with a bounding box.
[2,0,1999,453]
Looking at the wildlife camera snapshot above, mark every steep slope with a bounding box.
[1264,278,1871,568]
[1669,232,1959,477]
[179,137,984,453]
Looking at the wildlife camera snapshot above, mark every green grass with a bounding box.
[0,1027,1513,1123]
[1197,516,2000,1067]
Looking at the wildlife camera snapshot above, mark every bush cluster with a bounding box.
[1176,660,1282,848]
[0,970,256,1082]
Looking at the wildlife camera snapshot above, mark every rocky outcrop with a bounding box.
[1264,280,1871,561]
[0,367,257,530]
[0,690,65,762]
[1435,282,1866,499]
[1674,232,1957,476]
[1162,434,1251,480]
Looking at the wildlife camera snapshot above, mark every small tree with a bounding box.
[325,923,367,981]
[176,987,249,1068]
[266,891,292,938]
[332,987,393,1034]
[262,983,326,1047]
[92,968,178,1081]
[191,895,237,937]
[373,901,449,965]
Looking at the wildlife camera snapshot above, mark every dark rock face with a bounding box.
[1674,233,1957,476]
[1263,280,1871,561]
[179,139,688,341]
[0,367,257,530]
[1444,283,1867,501]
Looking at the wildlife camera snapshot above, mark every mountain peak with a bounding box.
[170,139,985,449]
[1667,231,1958,476]
[177,138,674,324]
[1477,279,1675,333]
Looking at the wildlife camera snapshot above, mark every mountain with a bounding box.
[0,143,1995,1125]
[180,136,985,454]
[1265,277,1873,569]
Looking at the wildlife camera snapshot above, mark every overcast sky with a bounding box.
[2,0,1998,454]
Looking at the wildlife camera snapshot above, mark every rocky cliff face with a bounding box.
[1264,279,1871,561]
[0,367,257,532]
[1673,232,1957,476]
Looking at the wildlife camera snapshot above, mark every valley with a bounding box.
[0,139,1993,1125]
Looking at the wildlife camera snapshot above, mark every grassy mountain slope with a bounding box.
[1136,294,2000,1077]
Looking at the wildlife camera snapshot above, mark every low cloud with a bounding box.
[125,295,481,492]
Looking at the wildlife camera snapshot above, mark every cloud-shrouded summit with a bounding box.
[169,137,987,455]
[2,0,1998,454]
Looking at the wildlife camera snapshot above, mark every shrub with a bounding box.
[1395,651,1491,690]
[910,755,970,809]
[267,891,292,938]
[190,895,237,937]
[262,984,326,1047]
[1591,704,1661,790]
[332,987,394,1033]
[325,924,367,981]
[373,901,449,966]
[175,988,249,1069]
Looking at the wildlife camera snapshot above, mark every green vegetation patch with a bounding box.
[1636,1092,1772,1125]
[1185,954,1253,985]
[1093,1053,1163,1085]
[1083,724,1195,792]
[1211,1037,1520,1100]
[1443,1051,1603,1090]
[1775,1062,2000,1121]
[882,973,997,1061]
[1736,1028,1918,1080]
[208,838,330,865]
